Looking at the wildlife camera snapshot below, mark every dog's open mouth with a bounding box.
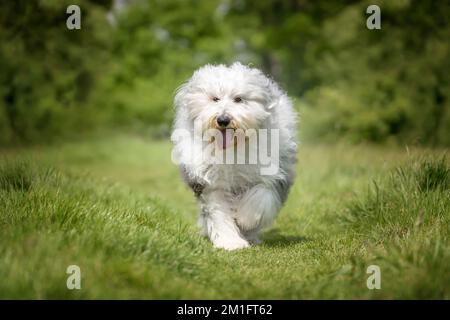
[219,128,234,149]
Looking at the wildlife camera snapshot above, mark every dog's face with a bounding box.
[175,62,277,148]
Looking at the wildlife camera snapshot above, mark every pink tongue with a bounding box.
[221,129,233,149]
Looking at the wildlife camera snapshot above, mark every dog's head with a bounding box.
[175,62,281,148]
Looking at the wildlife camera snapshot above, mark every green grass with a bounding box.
[0,134,449,299]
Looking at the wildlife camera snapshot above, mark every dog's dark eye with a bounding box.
[234,97,243,103]
[212,97,220,102]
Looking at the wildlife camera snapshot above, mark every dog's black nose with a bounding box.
[217,115,231,128]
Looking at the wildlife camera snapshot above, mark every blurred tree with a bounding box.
[0,0,112,144]
[298,0,450,145]
[0,0,448,146]
[101,0,238,129]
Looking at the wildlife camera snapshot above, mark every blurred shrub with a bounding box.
[297,1,450,145]
[0,0,114,145]
[97,0,238,128]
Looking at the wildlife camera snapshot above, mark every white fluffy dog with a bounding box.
[172,62,297,250]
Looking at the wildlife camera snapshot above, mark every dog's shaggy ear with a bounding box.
[264,87,283,111]
[267,100,278,110]
[174,82,189,109]
[265,77,287,111]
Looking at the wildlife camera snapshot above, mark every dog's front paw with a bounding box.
[213,238,250,251]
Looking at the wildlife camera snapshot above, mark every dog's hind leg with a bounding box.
[242,229,262,245]
[199,191,250,250]
[234,184,281,235]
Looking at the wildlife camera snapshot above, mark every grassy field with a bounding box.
[0,134,449,299]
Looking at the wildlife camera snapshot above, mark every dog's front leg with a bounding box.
[199,190,250,250]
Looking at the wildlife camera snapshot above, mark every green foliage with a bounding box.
[0,161,34,191]
[336,156,450,298]
[99,0,238,128]
[343,157,450,231]
[0,0,113,145]
[0,160,208,298]
[1,135,449,298]
[297,1,450,145]
[0,0,449,145]
[415,158,450,192]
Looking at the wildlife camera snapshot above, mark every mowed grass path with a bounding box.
[0,134,449,299]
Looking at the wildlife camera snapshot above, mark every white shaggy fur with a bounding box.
[172,62,297,250]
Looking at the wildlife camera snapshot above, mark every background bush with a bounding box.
[0,0,449,146]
